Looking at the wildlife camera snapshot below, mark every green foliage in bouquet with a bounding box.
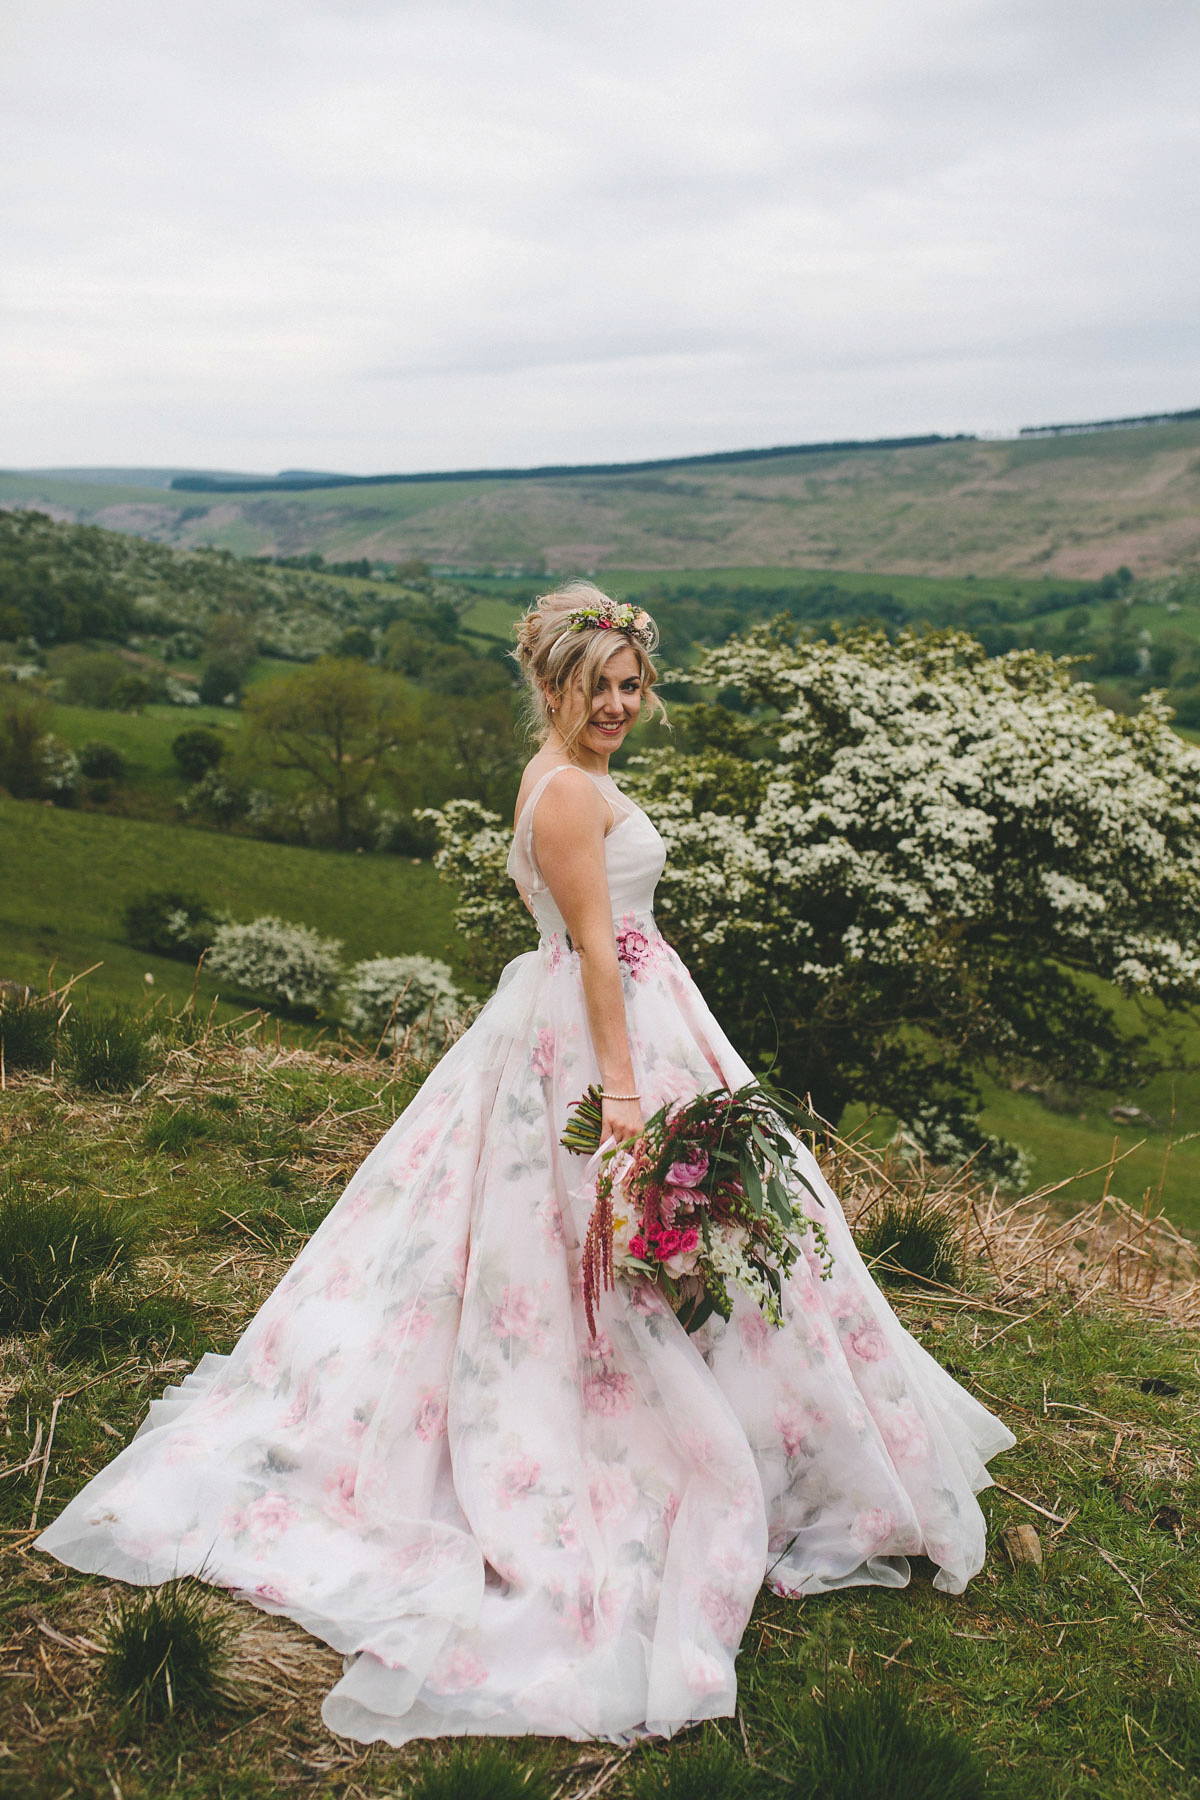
[563,1082,832,1336]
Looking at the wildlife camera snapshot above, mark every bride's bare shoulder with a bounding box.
[514,759,606,839]
[514,755,595,822]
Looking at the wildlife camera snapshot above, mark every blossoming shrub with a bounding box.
[429,625,1200,1182]
[341,954,466,1046]
[422,799,537,984]
[207,917,342,1012]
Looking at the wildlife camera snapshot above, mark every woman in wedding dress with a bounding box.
[37,583,1014,1745]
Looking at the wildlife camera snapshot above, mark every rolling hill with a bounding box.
[5,415,1200,579]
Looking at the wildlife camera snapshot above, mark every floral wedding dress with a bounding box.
[38,767,1014,1744]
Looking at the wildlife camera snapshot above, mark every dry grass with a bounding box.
[1,1007,1198,1797]
[824,1129,1200,1330]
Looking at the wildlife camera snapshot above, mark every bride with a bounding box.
[37,583,1014,1745]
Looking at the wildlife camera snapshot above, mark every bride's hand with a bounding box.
[601,1098,644,1147]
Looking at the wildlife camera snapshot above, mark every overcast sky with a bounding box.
[2,0,1198,473]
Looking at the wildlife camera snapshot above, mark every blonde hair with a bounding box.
[513,581,665,756]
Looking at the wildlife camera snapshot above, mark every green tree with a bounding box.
[429,625,1200,1180]
[242,658,417,847]
[198,657,245,707]
[171,726,225,782]
[0,689,50,798]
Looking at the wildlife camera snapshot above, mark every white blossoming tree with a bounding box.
[207,916,343,1013]
[427,625,1200,1180]
[341,954,466,1048]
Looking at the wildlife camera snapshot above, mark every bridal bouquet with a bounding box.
[561,1083,833,1337]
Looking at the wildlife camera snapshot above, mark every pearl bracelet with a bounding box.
[600,1090,640,1103]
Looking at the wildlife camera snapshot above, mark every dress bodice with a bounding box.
[505,766,667,939]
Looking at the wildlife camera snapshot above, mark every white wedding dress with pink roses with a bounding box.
[38,767,1014,1745]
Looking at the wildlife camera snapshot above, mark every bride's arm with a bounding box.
[532,772,644,1146]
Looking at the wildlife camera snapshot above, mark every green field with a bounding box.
[0,798,468,1015]
[1,1025,1197,1797]
[7,417,1200,580]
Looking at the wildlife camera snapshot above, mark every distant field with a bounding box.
[47,702,240,808]
[0,799,468,1015]
[6,418,1200,579]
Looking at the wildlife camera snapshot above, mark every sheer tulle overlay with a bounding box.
[37,768,1014,1744]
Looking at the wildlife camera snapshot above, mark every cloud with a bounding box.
[1,0,1198,469]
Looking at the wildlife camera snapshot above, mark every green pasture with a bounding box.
[8,416,1200,580]
[0,797,467,1015]
[1,1025,1198,1797]
[46,702,240,808]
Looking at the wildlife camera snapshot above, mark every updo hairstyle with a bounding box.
[513,581,665,756]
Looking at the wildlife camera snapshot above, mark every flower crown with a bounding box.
[564,599,655,648]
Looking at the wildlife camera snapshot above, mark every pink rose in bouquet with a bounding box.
[563,1081,832,1337]
[666,1150,709,1188]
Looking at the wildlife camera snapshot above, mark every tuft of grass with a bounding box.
[0,1181,139,1332]
[97,1580,239,1729]
[196,1183,335,1250]
[629,1731,755,1799]
[855,1197,961,1287]
[404,1743,553,1800]
[0,992,58,1072]
[143,1104,212,1153]
[62,1004,156,1092]
[50,1290,208,1362]
[771,1685,1002,1800]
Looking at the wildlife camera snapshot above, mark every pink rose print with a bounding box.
[686,1651,727,1698]
[851,1507,898,1554]
[587,1462,637,1524]
[414,1388,448,1442]
[666,1150,709,1188]
[737,1308,773,1366]
[848,1321,889,1363]
[324,1259,360,1302]
[701,1583,748,1647]
[661,1490,681,1534]
[583,1368,635,1417]
[775,1400,827,1458]
[388,1300,434,1353]
[281,1374,314,1428]
[882,1402,929,1463]
[226,1491,300,1547]
[534,1192,564,1246]
[163,1430,204,1466]
[529,1026,556,1079]
[581,1328,614,1362]
[323,1464,358,1524]
[615,918,655,978]
[491,1284,545,1346]
[555,1513,582,1551]
[494,1453,541,1510]
[246,1318,287,1388]
[252,1582,288,1605]
[428,1647,489,1693]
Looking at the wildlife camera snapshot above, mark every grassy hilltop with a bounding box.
[5,416,1200,579]
[0,1025,1197,1798]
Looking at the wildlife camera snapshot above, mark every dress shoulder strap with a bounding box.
[506,765,614,896]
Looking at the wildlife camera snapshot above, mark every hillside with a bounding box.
[1,1026,1197,1798]
[6,417,1200,578]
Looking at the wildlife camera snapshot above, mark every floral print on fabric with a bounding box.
[36,772,1014,1750]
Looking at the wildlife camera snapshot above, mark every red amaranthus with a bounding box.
[563,1083,833,1336]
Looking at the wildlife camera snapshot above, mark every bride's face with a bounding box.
[552,643,644,756]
